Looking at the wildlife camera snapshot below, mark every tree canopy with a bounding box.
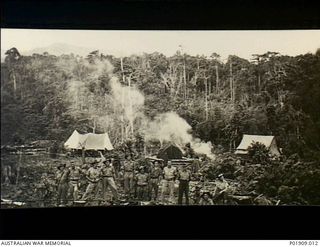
[1,48,320,161]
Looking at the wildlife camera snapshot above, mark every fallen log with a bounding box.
[1,198,26,206]
[229,195,252,200]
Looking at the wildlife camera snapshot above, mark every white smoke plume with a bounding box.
[88,59,145,137]
[65,57,214,159]
[84,58,145,133]
[66,58,144,133]
[144,112,215,159]
[109,77,145,134]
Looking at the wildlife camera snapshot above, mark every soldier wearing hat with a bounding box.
[148,161,162,201]
[36,172,52,207]
[199,191,214,205]
[55,163,70,206]
[160,161,177,204]
[68,160,81,202]
[81,159,101,202]
[100,159,118,203]
[213,173,229,204]
[135,166,149,201]
[193,184,202,204]
[123,156,135,198]
[177,165,192,205]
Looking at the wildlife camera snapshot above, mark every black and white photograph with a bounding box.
[1,29,320,208]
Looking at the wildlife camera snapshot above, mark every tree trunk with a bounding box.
[120,57,126,83]
[12,70,17,99]
[174,71,182,100]
[16,150,22,185]
[233,77,236,102]
[215,64,219,94]
[230,62,233,102]
[76,87,80,109]
[82,148,86,165]
[205,78,208,121]
[195,60,199,86]
[183,60,187,99]
[20,80,24,101]
[121,87,125,142]
[128,76,134,137]
[93,118,96,133]
[234,129,238,149]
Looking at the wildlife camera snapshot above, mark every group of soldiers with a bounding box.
[37,152,230,207]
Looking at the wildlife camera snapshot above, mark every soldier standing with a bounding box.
[123,157,135,198]
[81,160,101,202]
[177,165,192,205]
[148,161,162,201]
[68,161,81,202]
[36,173,51,207]
[101,159,119,203]
[136,166,149,201]
[160,161,177,204]
[191,157,201,174]
[55,163,70,207]
[213,173,229,204]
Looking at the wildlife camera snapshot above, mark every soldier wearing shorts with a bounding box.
[149,161,162,201]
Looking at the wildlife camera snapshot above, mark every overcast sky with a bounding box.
[1,29,320,60]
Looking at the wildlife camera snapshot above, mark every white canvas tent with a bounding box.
[235,134,281,156]
[64,130,113,150]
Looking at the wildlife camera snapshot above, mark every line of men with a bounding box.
[54,153,119,206]
[52,153,230,206]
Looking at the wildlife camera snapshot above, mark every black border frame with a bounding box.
[2,0,320,30]
[1,206,320,239]
[1,0,320,240]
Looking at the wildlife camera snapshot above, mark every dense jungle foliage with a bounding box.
[1,47,320,205]
[2,48,320,160]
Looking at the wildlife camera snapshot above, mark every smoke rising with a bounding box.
[65,57,214,159]
[109,77,145,133]
[143,112,215,159]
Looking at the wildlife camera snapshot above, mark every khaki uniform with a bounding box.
[36,175,53,207]
[101,165,118,201]
[69,167,81,201]
[123,161,135,195]
[136,173,149,201]
[56,168,70,206]
[214,179,229,204]
[177,169,191,205]
[81,166,101,201]
[149,167,162,200]
[160,166,177,203]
